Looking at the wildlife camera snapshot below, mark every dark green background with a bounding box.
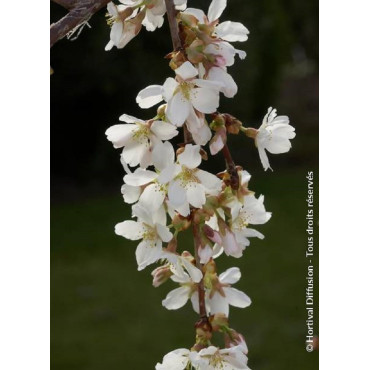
[51,0,319,368]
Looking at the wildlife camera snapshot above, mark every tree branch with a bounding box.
[52,0,78,10]
[164,0,182,51]
[50,0,110,47]
[222,144,240,190]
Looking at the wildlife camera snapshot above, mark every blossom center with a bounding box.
[177,167,200,187]
[132,124,150,143]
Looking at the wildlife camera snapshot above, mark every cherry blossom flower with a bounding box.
[123,142,222,216]
[190,345,250,370]
[156,345,250,370]
[255,107,296,171]
[114,204,172,270]
[183,0,249,43]
[105,2,143,50]
[136,61,222,126]
[155,348,191,370]
[207,267,251,317]
[105,113,178,168]
[162,271,199,311]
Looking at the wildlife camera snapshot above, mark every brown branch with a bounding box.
[222,144,240,190]
[164,0,182,51]
[52,0,78,10]
[50,0,110,47]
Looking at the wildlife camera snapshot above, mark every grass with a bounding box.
[51,168,319,369]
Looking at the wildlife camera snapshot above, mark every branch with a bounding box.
[52,0,78,10]
[222,144,240,190]
[50,0,110,47]
[164,0,182,51]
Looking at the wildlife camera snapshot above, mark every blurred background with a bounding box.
[51,0,319,369]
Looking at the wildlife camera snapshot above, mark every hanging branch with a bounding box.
[50,0,110,47]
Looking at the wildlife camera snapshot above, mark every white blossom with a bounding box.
[207,267,251,317]
[136,61,222,126]
[105,113,178,168]
[114,204,172,270]
[256,107,296,171]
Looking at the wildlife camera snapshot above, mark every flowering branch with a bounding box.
[101,0,296,368]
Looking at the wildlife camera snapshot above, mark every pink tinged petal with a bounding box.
[191,122,212,146]
[222,229,243,258]
[124,168,157,186]
[115,220,144,240]
[198,244,214,264]
[136,240,163,271]
[207,0,227,22]
[139,183,165,211]
[224,287,252,308]
[181,258,203,283]
[105,124,135,148]
[209,291,229,316]
[152,141,175,172]
[178,144,201,168]
[168,180,187,206]
[190,87,220,114]
[151,120,178,140]
[136,85,163,108]
[186,107,204,130]
[213,243,224,259]
[156,224,173,243]
[210,131,226,155]
[166,92,191,127]
[162,286,191,310]
[196,169,222,194]
[219,267,241,284]
[162,77,178,101]
[111,21,124,44]
[121,184,141,204]
[216,21,249,42]
[175,61,199,80]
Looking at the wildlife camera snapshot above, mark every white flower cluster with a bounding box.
[104,0,296,368]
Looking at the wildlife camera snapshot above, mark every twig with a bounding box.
[222,144,240,190]
[164,0,182,51]
[50,0,110,47]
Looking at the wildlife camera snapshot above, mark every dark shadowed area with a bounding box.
[51,0,319,369]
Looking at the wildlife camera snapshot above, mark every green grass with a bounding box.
[51,168,319,369]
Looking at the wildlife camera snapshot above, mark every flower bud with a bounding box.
[151,265,172,287]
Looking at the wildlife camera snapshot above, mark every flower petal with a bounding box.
[124,168,158,186]
[186,183,206,208]
[105,124,135,148]
[209,291,229,316]
[115,220,144,240]
[151,120,178,140]
[219,267,241,284]
[121,184,141,204]
[136,85,163,108]
[136,240,163,271]
[207,0,227,22]
[162,286,190,310]
[168,180,187,206]
[224,287,252,308]
[166,92,191,126]
[139,183,165,211]
[216,21,249,42]
[156,224,173,243]
[175,61,198,80]
[190,87,220,114]
[178,144,201,168]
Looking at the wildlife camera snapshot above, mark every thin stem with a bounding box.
[192,222,207,318]
[222,143,240,190]
[164,0,182,51]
